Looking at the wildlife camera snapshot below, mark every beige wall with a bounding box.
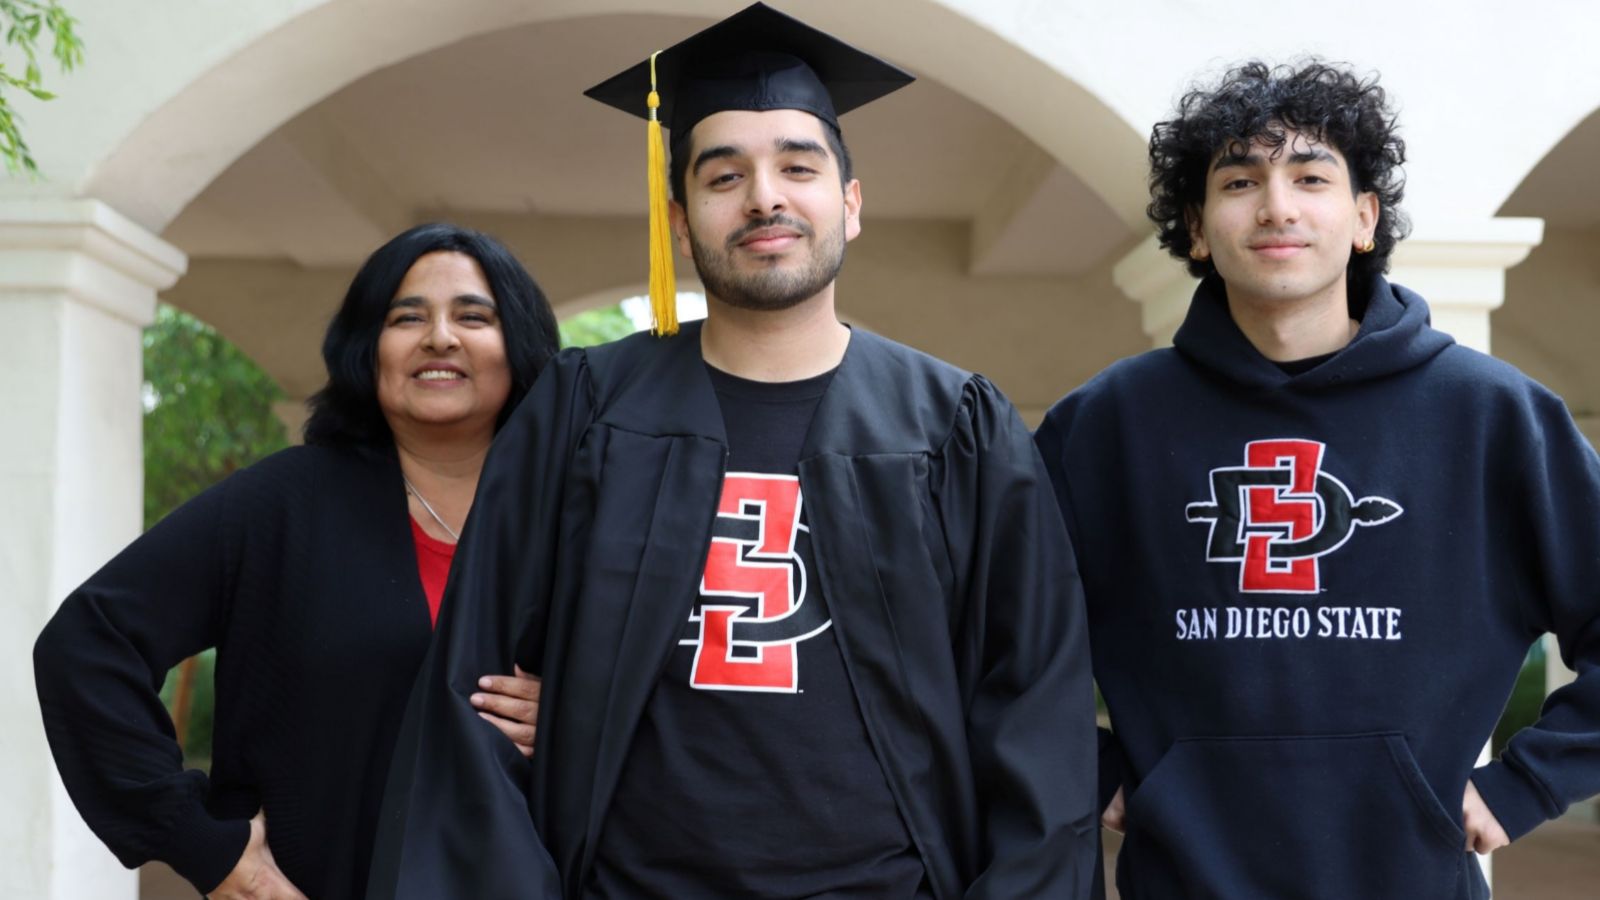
[834,220,1145,422]
[162,260,350,401]
[1498,224,1600,447]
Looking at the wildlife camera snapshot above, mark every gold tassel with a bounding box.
[646,50,678,336]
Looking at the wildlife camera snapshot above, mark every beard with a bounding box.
[689,213,846,312]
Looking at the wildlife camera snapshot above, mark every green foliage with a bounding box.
[559,303,638,348]
[0,0,82,175]
[1493,641,1549,755]
[158,648,215,766]
[144,304,290,528]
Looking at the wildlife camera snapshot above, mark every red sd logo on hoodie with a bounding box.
[1185,439,1403,593]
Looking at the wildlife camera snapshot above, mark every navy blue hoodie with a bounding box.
[1035,275,1600,900]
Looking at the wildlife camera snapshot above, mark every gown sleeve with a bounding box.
[942,375,1099,900]
[1032,411,1128,810]
[1034,399,1122,900]
[366,349,593,900]
[1471,388,1600,841]
[33,477,251,894]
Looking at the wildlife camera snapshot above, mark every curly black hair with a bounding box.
[1147,60,1409,285]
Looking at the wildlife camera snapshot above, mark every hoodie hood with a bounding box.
[1172,273,1455,390]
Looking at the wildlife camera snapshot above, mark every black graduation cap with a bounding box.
[584,2,915,138]
[582,2,914,336]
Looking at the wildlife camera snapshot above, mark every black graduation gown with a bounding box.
[368,323,1098,900]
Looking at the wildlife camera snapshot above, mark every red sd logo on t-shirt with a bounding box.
[683,473,832,693]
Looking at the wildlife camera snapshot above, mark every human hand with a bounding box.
[472,664,541,757]
[1102,785,1126,833]
[208,811,308,899]
[1462,780,1509,854]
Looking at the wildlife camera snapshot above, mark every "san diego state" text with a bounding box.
[1175,606,1402,641]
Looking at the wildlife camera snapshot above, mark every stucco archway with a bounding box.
[77,0,1146,236]
[108,3,1149,427]
[1496,103,1600,447]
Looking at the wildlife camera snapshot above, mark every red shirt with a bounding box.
[410,517,456,627]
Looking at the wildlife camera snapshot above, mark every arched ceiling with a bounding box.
[1500,105,1600,227]
[1494,103,1600,434]
[162,14,1134,278]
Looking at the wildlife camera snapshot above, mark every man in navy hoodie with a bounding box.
[1034,61,1600,899]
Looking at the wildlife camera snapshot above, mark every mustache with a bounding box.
[726,215,814,249]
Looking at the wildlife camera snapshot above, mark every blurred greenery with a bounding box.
[1494,640,1548,755]
[143,304,290,530]
[158,651,215,768]
[0,0,82,175]
[560,303,637,348]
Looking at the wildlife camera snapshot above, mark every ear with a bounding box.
[1354,191,1379,250]
[669,200,692,259]
[843,178,863,242]
[1186,206,1209,260]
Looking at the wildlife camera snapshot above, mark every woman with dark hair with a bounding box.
[34,223,560,899]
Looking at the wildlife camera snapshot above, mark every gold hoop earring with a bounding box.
[1356,238,1376,254]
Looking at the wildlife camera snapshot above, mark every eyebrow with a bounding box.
[776,137,828,157]
[1213,147,1342,173]
[691,136,831,176]
[388,294,497,310]
[692,145,741,176]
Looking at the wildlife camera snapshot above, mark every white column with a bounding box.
[1546,637,1579,695]
[1112,233,1193,347]
[1387,219,1544,355]
[1,198,186,900]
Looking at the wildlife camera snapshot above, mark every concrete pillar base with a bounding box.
[1112,234,1192,348]
[1388,218,1545,354]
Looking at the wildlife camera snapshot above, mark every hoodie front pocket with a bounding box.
[1119,733,1469,900]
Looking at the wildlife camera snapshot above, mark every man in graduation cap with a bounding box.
[367,5,1098,899]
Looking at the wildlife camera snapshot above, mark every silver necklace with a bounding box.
[402,475,460,542]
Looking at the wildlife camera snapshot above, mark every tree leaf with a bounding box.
[0,0,80,175]
[143,304,290,529]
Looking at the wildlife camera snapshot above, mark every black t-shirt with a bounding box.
[1274,350,1338,376]
[587,364,930,899]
